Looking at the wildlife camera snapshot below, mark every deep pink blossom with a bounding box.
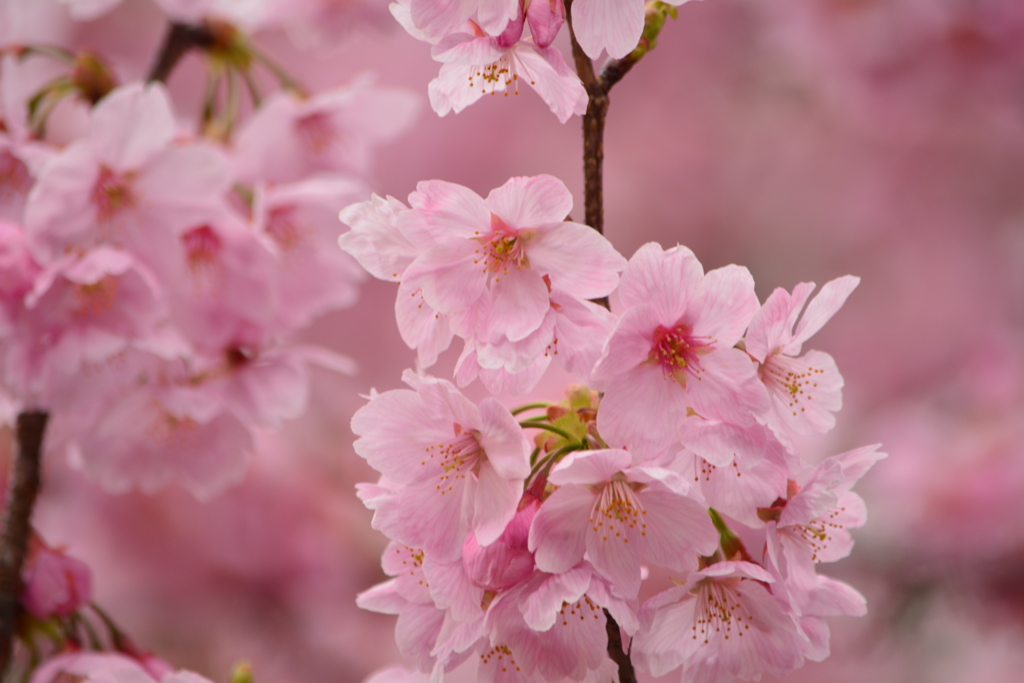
[20,538,92,619]
[593,242,769,456]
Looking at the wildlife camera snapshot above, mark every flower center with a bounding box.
[0,150,32,198]
[474,217,531,277]
[648,324,710,386]
[423,424,483,495]
[72,276,118,317]
[759,354,826,417]
[795,507,845,562]
[467,52,532,97]
[181,225,222,291]
[91,165,137,225]
[266,208,305,250]
[692,579,753,644]
[590,478,647,543]
[296,112,338,156]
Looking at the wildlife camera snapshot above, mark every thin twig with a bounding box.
[147,22,216,83]
[0,411,49,676]
[564,0,608,238]
[604,610,638,683]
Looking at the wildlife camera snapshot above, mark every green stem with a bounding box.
[510,402,551,416]
[240,67,262,107]
[18,45,76,65]
[518,422,575,442]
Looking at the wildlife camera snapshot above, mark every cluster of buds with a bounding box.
[343,175,884,683]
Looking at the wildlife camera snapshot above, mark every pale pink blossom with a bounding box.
[761,445,885,589]
[232,76,420,185]
[528,448,718,597]
[351,371,531,559]
[8,246,164,392]
[632,561,806,683]
[428,13,587,123]
[24,82,232,262]
[744,276,859,436]
[401,176,624,348]
[592,242,769,456]
[453,285,617,393]
[29,652,212,683]
[253,176,367,330]
[69,380,253,500]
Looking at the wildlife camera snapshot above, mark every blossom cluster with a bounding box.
[388,0,702,122]
[0,31,417,500]
[342,176,884,683]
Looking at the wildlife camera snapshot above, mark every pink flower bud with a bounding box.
[21,542,92,620]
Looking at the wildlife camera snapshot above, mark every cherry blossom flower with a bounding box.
[24,82,232,262]
[528,448,718,597]
[232,76,420,185]
[401,175,623,347]
[351,371,531,559]
[8,246,164,392]
[760,445,885,588]
[592,242,769,456]
[427,11,587,123]
[744,275,859,436]
[633,561,807,683]
[252,176,367,330]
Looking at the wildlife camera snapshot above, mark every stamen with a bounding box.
[692,579,753,643]
[648,324,712,387]
[590,478,647,541]
[72,276,118,317]
[91,165,137,225]
[423,424,483,495]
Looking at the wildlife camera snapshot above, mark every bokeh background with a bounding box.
[4,0,1024,682]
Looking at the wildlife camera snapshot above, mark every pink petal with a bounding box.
[694,264,759,346]
[548,449,632,487]
[616,243,702,325]
[789,275,860,353]
[595,362,688,454]
[478,267,550,342]
[89,83,175,171]
[529,485,593,574]
[520,44,588,122]
[408,180,490,238]
[478,398,531,479]
[485,175,572,230]
[527,222,625,299]
[639,489,717,571]
[686,346,770,426]
[403,237,486,313]
[571,0,645,59]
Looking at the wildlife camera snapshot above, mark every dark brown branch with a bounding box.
[147,22,217,83]
[564,0,608,238]
[604,610,637,683]
[0,411,49,676]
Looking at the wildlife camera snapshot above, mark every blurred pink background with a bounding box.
[4,0,1024,681]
